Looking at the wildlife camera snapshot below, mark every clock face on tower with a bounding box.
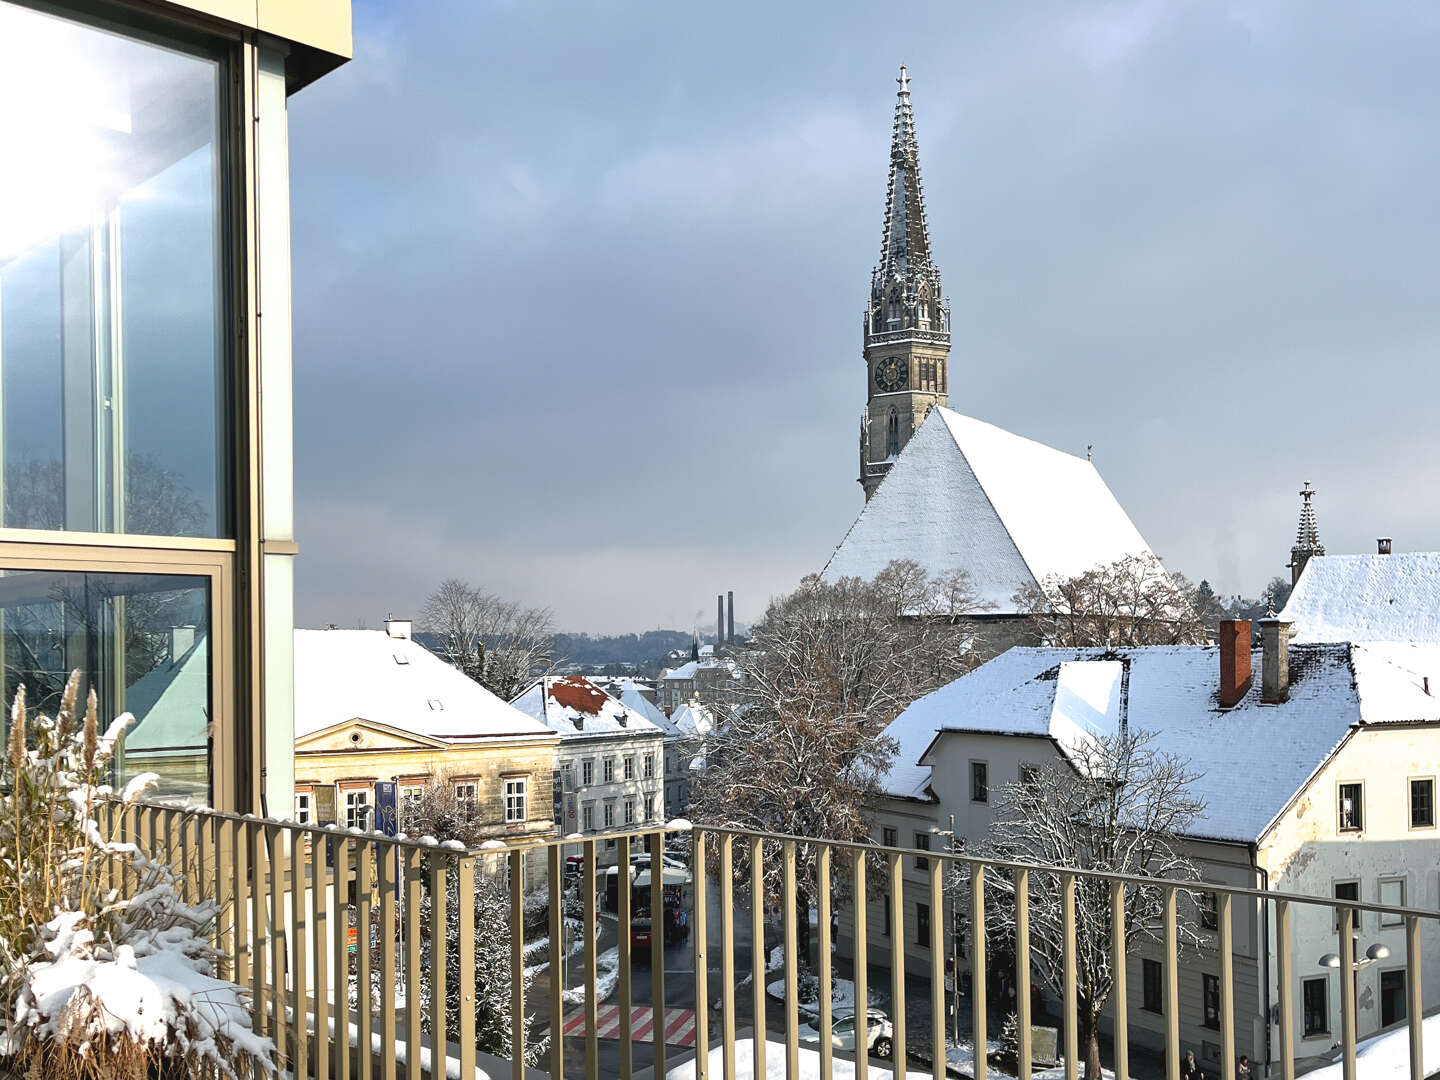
[874,356,907,393]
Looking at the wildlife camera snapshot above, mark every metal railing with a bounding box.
[103,802,1435,1080]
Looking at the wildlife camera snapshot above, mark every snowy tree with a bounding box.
[692,563,985,965]
[421,579,560,700]
[1013,554,1207,647]
[974,729,1205,1080]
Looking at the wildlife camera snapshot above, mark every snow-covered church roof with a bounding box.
[510,676,663,741]
[1280,552,1440,644]
[875,641,1440,844]
[823,408,1156,614]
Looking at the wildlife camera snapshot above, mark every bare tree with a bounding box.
[692,562,988,965]
[975,729,1206,1080]
[1013,554,1207,647]
[421,579,560,701]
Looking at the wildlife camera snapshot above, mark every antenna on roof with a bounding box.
[1086,444,1094,462]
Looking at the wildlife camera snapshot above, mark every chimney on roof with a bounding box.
[1260,616,1293,704]
[1378,537,1393,555]
[727,591,735,643]
[385,616,412,640]
[1218,620,1252,708]
[718,594,725,644]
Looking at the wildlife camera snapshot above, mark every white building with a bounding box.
[610,678,711,818]
[511,676,666,863]
[861,620,1440,1075]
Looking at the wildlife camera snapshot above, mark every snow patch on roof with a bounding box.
[1281,552,1440,644]
[823,408,1155,613]
[510,676,663,739]
[294,629,553,742]
[1050,659,1124,756]
[670,701,715,738]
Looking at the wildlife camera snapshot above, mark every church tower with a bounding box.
[859,66,951,500]
[1288,481,1325,586]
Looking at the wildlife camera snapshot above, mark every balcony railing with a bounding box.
[104,802,1435,1080]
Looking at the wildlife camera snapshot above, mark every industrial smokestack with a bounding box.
[717,595,724,645]
[727,591,735,643]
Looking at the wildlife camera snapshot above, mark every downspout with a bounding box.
[1253,844,1272,1074]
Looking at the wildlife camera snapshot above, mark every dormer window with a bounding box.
[427,699,443,711]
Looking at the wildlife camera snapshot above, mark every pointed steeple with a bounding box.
[870,65,946,336]
[1289,481,1325,586]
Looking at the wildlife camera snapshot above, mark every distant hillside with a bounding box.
[552,630,699,668]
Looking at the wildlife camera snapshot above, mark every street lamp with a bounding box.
[1317,941,1390,970]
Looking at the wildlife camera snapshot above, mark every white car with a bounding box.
[824,1011,894,1059]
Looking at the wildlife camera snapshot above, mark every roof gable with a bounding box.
[823,408,1155,613]
[296,718,449,753]
[1281,552,1440,644]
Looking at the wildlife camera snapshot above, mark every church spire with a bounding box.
[1289,481,1325,586]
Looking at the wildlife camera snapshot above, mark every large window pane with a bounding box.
[0,567,211,804]
[0,2,229,537]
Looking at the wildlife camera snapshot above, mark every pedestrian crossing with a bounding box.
[561,1004,697,1047]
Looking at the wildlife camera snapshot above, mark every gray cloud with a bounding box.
[287,0,1440,632]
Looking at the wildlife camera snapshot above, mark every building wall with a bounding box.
[1258,724,1440,1063]
[556,731,666,863]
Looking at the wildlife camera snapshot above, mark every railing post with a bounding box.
[1276,898,1293,1080]
[507,848,522,1080]
[1406,914,1423,1080]
[458,855,477,1080]
[433,850,452,1080]
[651,830,668,1079]
[1062,873,1078,1080]
[694,830,710,1080]
[315,829,330,1080]
[1219,891,1235,1080]
[617,834,633,1080]
[782,839,799,1080]
[403,845,422,1080]
[334,833,352,1080]
[546,844,565,1080]
[292,824,310,1080]
[1163,887,1179,1080]
[853,848,868,1080]
[268,823,288,1067]
[232,817,250,990]
[818,845,833,1080]
[929,858,945,1080]
[583,839,598,1080]
[888,848,906,1080]
[250,820,268,1042]
[750,836,766,1080]
[972,864,987,1080]
[1013,869,1032,1080]
[720,834,736,1080]
[1339,906,1356,1080]
[1108,881,1124,1080]
[377,840,396,1080]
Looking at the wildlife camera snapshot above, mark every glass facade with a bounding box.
[0,1,229,538]
[0,566,211,802]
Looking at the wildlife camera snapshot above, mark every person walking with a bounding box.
[1237,1055,1253,1078]
[1180,1049,1204,1080]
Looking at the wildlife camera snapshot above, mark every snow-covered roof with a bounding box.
[670,701,716,738]
[510,676,664,740]
[1281,552,1440,644]
[662,662,699,681]
[613,678,675,733]
[823,408,1156,614]
[880,641,1440,844]
[293,629,554,743]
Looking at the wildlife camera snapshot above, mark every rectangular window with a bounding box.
[1202,973,1220,1029]
[914,831,930,870]
[603,802,615,829]
[344,788,370,830]
[1334,880,1360,932]
[582,759,594,787]
[1303,978,1329,1037]
[0,2,232,539]
[624,797,634,825]
[561,763,573,791]
[455,782,478,819]
[0,568,214,803]
[294,791,312,825]
[1142,959,1163,1014]
[624,757,635,781]
[1338,782,1364,832]
[503,778,527,824]
[1381,969,1407,1027]
[1200,892,1219,932]
[643,754,655,779]
[1019,763,1041,787]
[917,902,930,946]
[603,758,615,784]
[1411,778,1435,829]
[971,761,989,803]
[643,794,654,820]
[582,802,595,832]
[400,785,424,828]
[1378,877,1405,927]
[882,826,898,848]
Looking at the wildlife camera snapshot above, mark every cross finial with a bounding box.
[897,65,910,96]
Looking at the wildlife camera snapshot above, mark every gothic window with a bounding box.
[886,409,900,457]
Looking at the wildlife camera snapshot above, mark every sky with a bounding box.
[287,0,1440,635]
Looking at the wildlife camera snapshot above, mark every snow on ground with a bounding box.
[941,1040,1114,1080]
[666,1037,934,1080]
[323,1015,494,1080]
[767,976,882,1019]
[1300,1014,1440,1080]
[562,946,620,1006]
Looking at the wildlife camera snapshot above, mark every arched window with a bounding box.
[886,408,900,457]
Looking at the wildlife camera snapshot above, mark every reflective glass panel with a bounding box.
[0,567,211,803]
[0,2,228,537]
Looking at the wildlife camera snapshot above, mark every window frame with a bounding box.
[1410,776,1435,830]
[581,759,594,787]
[1333,879,1360,932]
[624,756,635,781]
[970,760,989,804]
[1377,876,1406,928]
[916,901,930,947]
[342,784,371,830]
[882,826,898,848]
[1199,892,1219,932]
[603,757,615,784]
[914,831,930,871]
[1337,780,1364,833]
[1202,973,1221,1030]
[1380,968,1407,1028]
[294,788,312,825]
[1141,958,1163,1014]
[503,776,527,824]
[1302,977,1329,1038]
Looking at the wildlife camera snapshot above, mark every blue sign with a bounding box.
[374,782,399,836]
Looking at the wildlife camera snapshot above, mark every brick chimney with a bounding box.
[1260,617,1293,704]
[1218,620,1252,708]
[1378,537,1393,555]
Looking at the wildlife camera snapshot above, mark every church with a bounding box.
[830,68,1158,615]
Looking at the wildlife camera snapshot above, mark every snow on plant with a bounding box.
[0,672,277,1080]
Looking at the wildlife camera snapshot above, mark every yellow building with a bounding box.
[293,620,559,844]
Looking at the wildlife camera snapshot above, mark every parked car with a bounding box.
[829,1011,893,1059]
[630,917,653,956]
